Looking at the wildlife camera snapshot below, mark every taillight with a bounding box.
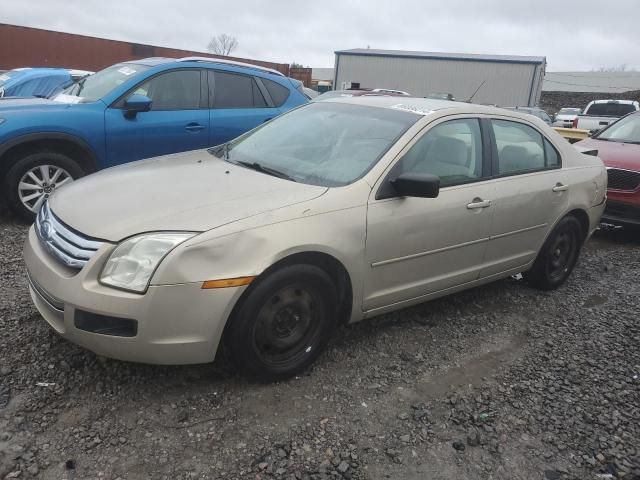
[572,118,578,128]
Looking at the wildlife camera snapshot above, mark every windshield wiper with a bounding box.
[72,77,86,96]
[235,160,296,182]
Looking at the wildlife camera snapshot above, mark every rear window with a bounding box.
[262,78,290,107]
[213,71,266,109]
[586,103,637,117]
[0,71,20,87]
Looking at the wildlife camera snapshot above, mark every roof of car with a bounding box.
[324,95,486,113]
[321,96,551,125]
[589,99,639,105]
[126,56,285,76]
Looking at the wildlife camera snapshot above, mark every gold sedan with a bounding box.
[24,97,607,379]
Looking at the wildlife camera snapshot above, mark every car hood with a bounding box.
[576,138,640,171]
[0,96,85,114]
[49,149,328,242]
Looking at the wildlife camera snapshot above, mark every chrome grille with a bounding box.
[35,203,103,269]
[607,168,640,191]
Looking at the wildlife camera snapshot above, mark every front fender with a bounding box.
[0,131,100,170]
[152,206,368,319]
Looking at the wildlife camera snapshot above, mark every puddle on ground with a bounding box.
[582,294,608,308]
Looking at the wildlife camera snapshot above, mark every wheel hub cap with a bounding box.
[18,165,73,213]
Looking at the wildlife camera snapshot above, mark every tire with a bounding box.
[524,215,584,291]
[224,264,338,380]
[3,151,85,222]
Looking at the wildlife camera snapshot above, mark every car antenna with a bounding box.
[466,80,486,103]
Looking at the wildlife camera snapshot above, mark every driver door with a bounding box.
[364,117,495,311]
[105,69,210,166]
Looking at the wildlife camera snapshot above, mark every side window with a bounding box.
[134,70,200,110]
[213,71,266,108]
[491,120,545,174]
[261,78,290,107]
[544,139,560,167]
[397,118,483,187]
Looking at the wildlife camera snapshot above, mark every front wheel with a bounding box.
[3,151,85,222]
[224,264,338,380]
[524,215,584,290]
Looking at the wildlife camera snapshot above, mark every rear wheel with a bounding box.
[524,216,583,290]
[225,264,338,380]
[3,151,84,222]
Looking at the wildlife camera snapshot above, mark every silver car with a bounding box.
[24,97,607,379]
[552,107,583,128]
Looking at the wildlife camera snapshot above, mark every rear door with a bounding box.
[479,118,569,277]
[105,69,210,165]
[208,70,281,145]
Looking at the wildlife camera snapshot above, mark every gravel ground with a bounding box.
[0,207,638,480]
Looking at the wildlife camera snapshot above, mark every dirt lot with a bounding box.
[0,209,638,480]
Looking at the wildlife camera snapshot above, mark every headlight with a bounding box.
[0,118,5,125]
[100,232,196,293]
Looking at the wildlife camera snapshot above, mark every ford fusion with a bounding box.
[24,97,607,379]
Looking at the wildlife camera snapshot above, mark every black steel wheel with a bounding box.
[524,215,584,290]
[225,264,338,380]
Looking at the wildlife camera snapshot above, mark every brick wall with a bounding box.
[289,67,312,87]
[0,23,290,75]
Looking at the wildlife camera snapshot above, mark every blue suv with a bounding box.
[0,57,307,219]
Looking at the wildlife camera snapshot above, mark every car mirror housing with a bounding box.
[391,173,440,199]
[123,94,152,118]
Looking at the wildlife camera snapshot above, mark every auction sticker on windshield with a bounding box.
[117,66,137,76]
[390,104,434,115]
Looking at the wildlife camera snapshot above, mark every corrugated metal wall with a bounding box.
[335,54,544,106]
[0,24,290,75]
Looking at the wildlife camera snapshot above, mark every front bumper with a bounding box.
[24,227,244,365]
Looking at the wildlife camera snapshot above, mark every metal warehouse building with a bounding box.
[334,48,546,107]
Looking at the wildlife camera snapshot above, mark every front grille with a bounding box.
[607,168,640,191]
[35,202,104,269]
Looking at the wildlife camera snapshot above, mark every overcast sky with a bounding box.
[3,0,639,71]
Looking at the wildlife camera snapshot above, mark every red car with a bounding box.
[576,112,640,230]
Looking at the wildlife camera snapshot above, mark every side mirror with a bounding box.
[123,94,152,118]
[391,173,440,198]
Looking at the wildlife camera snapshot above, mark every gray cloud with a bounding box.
[3,0,639,70]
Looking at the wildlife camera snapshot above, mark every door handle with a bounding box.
[552,183,568,192]
[466,198,492,209]
[185,122,205,132]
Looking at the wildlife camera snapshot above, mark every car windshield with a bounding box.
[218,102,419,187]
[52,63,150,103]
[0,70,23,87]
[596,114,640,144]
[558,108,581,115]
